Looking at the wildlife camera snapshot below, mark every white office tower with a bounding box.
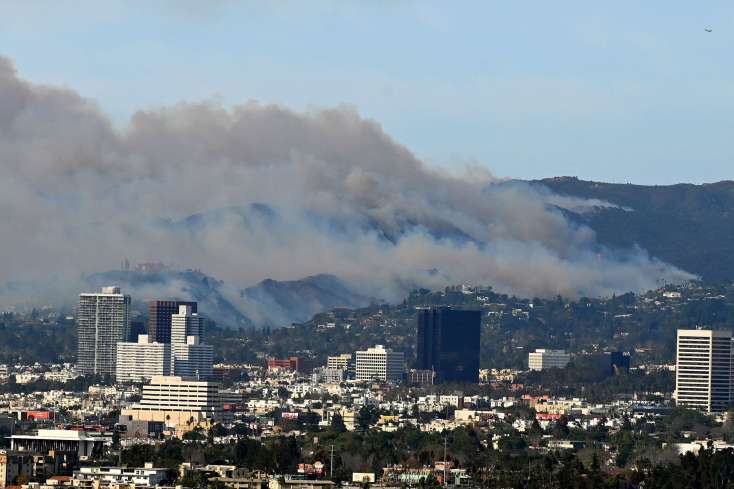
[116,335,172,382]
[171,305,205,344]
[172,336,214,380]
[528,349,571,371]
[355,345,404,382]
[675,329,733,413]
[121,375,224,435]
[171,305,213,379]
[77,286,131,377]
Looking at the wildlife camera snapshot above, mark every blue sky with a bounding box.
[1,0,732,184]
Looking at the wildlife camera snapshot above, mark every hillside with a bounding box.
[83,269,371,329]
[536,177,734,281]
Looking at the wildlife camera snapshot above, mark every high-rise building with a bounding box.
[172,337,214,380]
[528,349,571,371]
[147,300,197,344]
[416,308,481,383]
[128,320,146,342]
[77,286,131,377]
[355,345,404,382]
[675,329,733,413]
[116,335,172,383]
[171,305,205,345]
[170,305,212,380]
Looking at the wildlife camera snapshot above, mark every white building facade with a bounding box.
[172,337,214,380]
[355,345,404,382]
[116,335,171,382]
[77,286,131,377]
[528,349,571,371]
[121,375,224,434]
[170,305,213,380]
[675,329,733,413]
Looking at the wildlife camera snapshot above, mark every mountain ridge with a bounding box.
[535,177,734,281]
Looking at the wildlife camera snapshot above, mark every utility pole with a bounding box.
[330,444,334,480]
[443,434,448,487]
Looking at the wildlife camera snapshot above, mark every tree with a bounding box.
[183,428,206,442]
[358,405,379,431]
[331,413,347,433]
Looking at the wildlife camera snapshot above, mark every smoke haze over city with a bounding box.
[0,55,694,313]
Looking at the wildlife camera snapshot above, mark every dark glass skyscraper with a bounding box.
[417,307,481,383]
[148,300,197,343]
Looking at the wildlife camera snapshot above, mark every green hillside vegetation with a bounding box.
[538,177,734,281]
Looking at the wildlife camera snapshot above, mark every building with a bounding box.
[128,320,146,342]
[267,357,301,372]
[172,337,214,380]
[147,300,197,344]
[73,465,168,489]
[120,376,224,435]
[171,305,205,345]
[528,349,571,371]
[675,329,733,413]
[326,353,355,379]
[407,369,435,386]
[9,430,110,459]
[77,287,131,377]
[416,308,481,383]
[0,450,33,489]
[117,415,165,440]
[610,351,631,376]
[355,345,404,382]
[169,305,213,380]
[311,367,346,384]
[115,335,171,383]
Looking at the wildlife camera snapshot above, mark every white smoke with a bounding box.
[0,55,693,313]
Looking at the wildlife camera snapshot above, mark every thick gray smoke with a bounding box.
[0,55,693,314]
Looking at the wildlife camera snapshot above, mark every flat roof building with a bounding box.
[528,349,571,371]
[73,464,168,489]
[417,308,481,383]
[148,300,197,344]
[116,335,171,383]
[676,329,733,413]
[121,376,224,436]
[355,345,404,383]
[77,287,130,377]
[9,429,110,459]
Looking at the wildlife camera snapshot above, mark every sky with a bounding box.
[0,0,732,184]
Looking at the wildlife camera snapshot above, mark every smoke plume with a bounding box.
[0,55,693,316]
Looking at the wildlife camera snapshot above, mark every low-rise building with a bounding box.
[72,464,168,488]
[120,376,224,436]
[115,335,171,383]
[528,349,571,371]
[355,345,404,382]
